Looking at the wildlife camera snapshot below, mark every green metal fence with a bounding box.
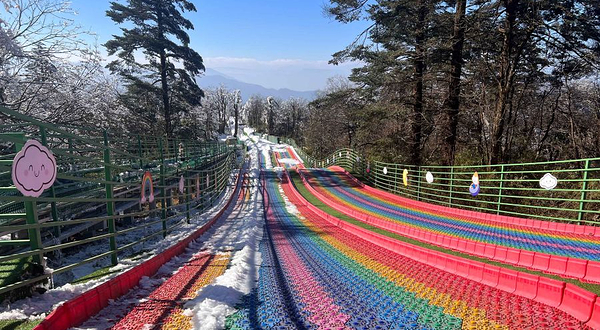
[0,106,242,299]
[279,139,600,227]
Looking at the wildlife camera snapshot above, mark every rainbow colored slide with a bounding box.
[226,167,595,329]
[297,166,600,282]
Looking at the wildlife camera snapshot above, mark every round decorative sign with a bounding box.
[539,173,558,190]
[141,171,154,204]
[12,139,57,197]
[469,183,480,196]
[426,171,434,183]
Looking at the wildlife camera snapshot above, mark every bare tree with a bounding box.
[0,0,121,127]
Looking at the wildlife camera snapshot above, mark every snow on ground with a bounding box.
[288,147,304,164]
[185,135,267,330]
[0,177,237,322]
[277,158,299,166]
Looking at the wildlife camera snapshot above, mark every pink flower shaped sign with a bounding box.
[12,139,57,197]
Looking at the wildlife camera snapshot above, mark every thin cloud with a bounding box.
[203,57,361,91]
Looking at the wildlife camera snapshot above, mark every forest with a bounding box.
[306,0,600,166]
[1,0,600,166]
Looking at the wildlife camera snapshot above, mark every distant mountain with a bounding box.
[199,69,317,101]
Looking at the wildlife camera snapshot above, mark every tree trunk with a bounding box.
[410,0,428,166]
[441,0,466,166]
[160,50,171,138]
[490,0,518,165]
[234,104,239,137]
[157,10,171,138]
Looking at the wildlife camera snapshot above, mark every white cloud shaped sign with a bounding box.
[539,173,558,190]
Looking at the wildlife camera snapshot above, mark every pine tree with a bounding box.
[105,0,204,138]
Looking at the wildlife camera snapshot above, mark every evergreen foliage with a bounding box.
[105,0,204,138]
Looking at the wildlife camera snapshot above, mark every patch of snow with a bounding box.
[287,147,304,164]
[277,158,299,165]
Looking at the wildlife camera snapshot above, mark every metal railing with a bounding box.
[0,106,243,298]
[277,138,600,227]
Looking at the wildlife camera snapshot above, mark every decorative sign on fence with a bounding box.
[426,171,434,183]
[140,171,154,204]
[470,171,480,196]
[403,169,408,186]
[383,167,388,175]
[12,139,57,197]
[469,183,480,196]
[179,175,185,193]
[178,143,184,161]
[539,173,558,190]
[472,171,479,185]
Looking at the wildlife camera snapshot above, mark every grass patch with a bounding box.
[288,171,600,296]
[0,256,35,288]
[0,319,43,330]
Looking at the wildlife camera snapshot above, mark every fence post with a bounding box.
[496,165,505,215]
[137,135,143,169]
[158,138,167,237]
[417,166,422,201]
[103,130,118,266]
[393,165,398,194]
[577,159,590,224]
[449,167,455,206]
[40,127,60,238]
[374,163,380,189]
[24,201,43,265]
[185,143,191,224]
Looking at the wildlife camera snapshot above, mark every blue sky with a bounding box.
[70,0,371,91]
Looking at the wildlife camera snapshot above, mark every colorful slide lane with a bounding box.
[299,167,600,281]
[229,168,589,329]
[111,253,230,330]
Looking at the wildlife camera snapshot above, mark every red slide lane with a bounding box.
[282,169,600,327]
[34,166,245,330]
